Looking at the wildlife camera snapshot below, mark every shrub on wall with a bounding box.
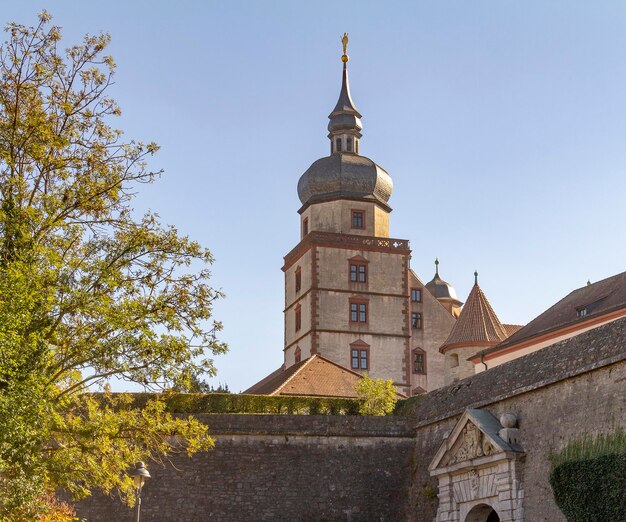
[355,375,398,416]
[549,430,626,521]
[102,393,362,415]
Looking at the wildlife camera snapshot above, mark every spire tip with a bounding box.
[341,33,349,63]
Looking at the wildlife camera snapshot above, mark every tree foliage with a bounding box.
[355,375,398,416]
[0,12,226,519]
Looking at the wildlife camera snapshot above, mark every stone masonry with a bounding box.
[76,318,626,521]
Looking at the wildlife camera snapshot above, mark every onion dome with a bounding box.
[297,33,393,209]
[440,271,509,352]
[298,154,392,207]
[425,259,463,305]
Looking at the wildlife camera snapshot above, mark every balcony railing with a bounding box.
[284,231,410,268]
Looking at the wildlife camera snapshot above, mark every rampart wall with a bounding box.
[76,416,415,522]
[76,318,626,522]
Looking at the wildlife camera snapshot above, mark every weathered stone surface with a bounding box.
[76,318,626,522]
[75,415,415,522]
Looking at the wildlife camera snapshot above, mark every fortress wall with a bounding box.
[75,415,415,522]
[408,317,626,522]
[75,318,626,522]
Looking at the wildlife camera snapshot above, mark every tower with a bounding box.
[439,272,510,384]
[280,36,456,395]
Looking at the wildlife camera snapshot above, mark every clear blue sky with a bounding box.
[4,2,626,392]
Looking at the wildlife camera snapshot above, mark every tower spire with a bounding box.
[328,33,362,155]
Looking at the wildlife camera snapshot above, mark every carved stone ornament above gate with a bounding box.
[442,421,494,466]
[428,409,526,522]
[429,408,524,474]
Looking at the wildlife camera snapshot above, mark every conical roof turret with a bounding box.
[440,272,508,352]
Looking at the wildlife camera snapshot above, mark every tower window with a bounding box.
[350,341,369,370]
[294,346,301,364]
[349,263,367,283]
[351,210,365,229]
[411,288,422,302]
[295,267,301,293]
[351,348,368,370]
[411,312,422,329]
[355,140,359,154]
[336,138,342,152]
[302,218,308,237]
[350,300,368,323]
[346,137,353,152]
[450,353,459,368]
[413,348,426,374]
[295,304,302,332]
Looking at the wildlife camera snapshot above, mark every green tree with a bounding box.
[0,12,227,519]
[355,374,398,416]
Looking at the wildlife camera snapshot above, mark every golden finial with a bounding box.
[341,32,349,63]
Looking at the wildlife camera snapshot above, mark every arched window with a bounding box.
[335,138,342,152]
[294,346,301,364]
[346,137,353,152]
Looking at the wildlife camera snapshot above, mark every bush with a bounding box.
[355,375,398,416]
[549,429,626,521]
[98,392,362,415]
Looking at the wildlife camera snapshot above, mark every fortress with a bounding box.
[76,37,626,521]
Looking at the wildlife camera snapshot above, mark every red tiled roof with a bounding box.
[503,324,523,337]
[243,355,365,398]
[440,283,508,352]
[476,270,626,358]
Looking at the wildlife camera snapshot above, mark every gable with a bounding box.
[429,408,523,472]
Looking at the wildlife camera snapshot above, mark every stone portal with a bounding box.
[428,409,525,522]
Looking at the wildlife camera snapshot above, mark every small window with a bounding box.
[355,140,359,154]
[294,346,301,364]
[411,288,422,302]
[577,307,588,317]
[351,347,369,370]
[351,210,365,229]
[450,353,459,368]
[295,267,301,293]
[349,263,367,283]
[350,302,367,323]
[336,138,342,152]
[346,137,353,152]
[413,348,426,374]
[411,312,422,329]
[302,218,308,237]
[295,305,302,332]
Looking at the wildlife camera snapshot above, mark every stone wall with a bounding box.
[408,316,626,522]
[75,415,415,522]
[76,317,626,522]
